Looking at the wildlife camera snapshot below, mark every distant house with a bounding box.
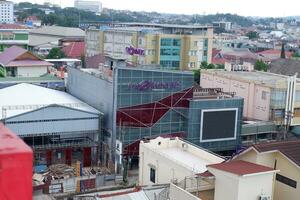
[269,59,300,77]
[25,16,42,27]
[0,24,29,52]
[212,47,260,65]
[258,49,293,63]
[0,46,53,77]
[29,26,85,57]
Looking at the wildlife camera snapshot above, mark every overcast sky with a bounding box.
[12,0,300,17]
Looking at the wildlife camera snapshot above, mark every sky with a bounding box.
[12,0,300,17]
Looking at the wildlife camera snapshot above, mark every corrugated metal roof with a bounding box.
[30,26,85,37]
[0,83,100,120]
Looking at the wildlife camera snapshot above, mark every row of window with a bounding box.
[160,61,180,68]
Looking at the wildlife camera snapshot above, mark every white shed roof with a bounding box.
[0,83,100,119]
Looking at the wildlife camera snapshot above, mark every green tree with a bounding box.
[47,48,65,59]
[254,60,268,72]
[207,63,215,69]
[200,61,208,68]
[0,66,6,77]
[292,52,300,58]
[193,69,201,84]
[80,54,86,68]
[246,31,259,39]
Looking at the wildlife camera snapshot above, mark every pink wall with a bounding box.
[200,73,270,121]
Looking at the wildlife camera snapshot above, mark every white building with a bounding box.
[0,1,14,24]
[74,0,102,14]
[138,137,224,186]
[0,83,103,166]
[207,160,277,200]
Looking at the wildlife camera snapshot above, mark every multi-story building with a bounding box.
[74,0,102,14]
[0,24,29,51]
[67,66,244,171]
[0,1,13,24]
[85,23,213,70]
[200,70,300,126]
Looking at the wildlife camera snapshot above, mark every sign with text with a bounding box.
[125,46,145,56]
[128,80,181,91]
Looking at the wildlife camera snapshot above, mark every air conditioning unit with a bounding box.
[259,195,271,200]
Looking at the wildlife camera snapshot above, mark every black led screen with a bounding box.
[201,110,237,141]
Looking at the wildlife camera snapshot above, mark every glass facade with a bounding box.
[115,67,243,152]
[116,68,193,144]
[187,99,244,151]
[160,38,181,69]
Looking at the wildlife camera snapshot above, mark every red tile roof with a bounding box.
[197,170,214,177]
[86,54,106,68]
[62,42,85,59]
[253,140,300,167]
[207,160,274,176]
[26,16,39,21]
[258,49,293,58]
[0,24,28,30]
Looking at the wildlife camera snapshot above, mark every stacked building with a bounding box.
[85,23,213,70]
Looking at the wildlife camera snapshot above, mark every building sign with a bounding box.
[128,80,180,91]
[125,46,145,56]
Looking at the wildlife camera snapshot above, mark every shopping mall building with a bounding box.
[67,66,244,166]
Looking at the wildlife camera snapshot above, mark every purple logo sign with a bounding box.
[128,80,181,91]
[126,46,145,56]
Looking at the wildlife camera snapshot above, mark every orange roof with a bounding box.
[0,24,28,30]
[207,160,275,176]
[259,49,293,58]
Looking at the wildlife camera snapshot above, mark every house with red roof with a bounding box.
[258,49,293,63]
[25,15,42,27]
[0,46,53,77]
[62,41,85,59]
[233,140,300,200]
[207,160,277,200]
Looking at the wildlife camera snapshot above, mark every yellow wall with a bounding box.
[236,149,300,200]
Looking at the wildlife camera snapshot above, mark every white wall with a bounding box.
[169,183,200,200]
[17,66,48,77]
[209,167,274,200]
[138,137,224,186]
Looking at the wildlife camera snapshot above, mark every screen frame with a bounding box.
[200,108,238,143]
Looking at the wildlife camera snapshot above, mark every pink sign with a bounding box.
[126,46,145,56]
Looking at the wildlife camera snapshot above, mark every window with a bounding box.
[262,91,267,100]
[151,40,156,46]
[204,39,208,47]
[138,38,143,45]
[194,41,198,47]
[173,39,181,46]
[161,38,172,46]
[150,168,156,183]
[203,50,208,56]
[276,174,297,188]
